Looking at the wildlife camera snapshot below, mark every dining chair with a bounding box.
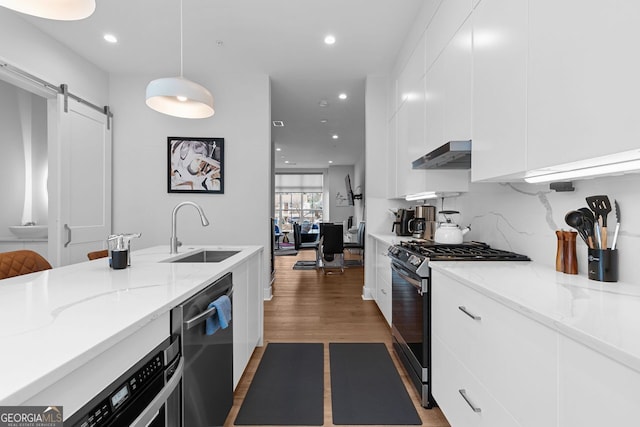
[319,223,344,274]
[87,249,109,260]
[344,221,365,265]
[0,250,52,280]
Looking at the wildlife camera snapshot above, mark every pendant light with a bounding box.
[0,0,95,20]
[145,0,214,119]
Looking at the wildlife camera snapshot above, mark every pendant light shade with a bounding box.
[145,0,215,119]
[146,77,214,119]
[0,0,95,20]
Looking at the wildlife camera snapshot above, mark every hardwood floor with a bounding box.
[225,249,451,426]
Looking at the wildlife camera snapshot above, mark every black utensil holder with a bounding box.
[588,248,618,282]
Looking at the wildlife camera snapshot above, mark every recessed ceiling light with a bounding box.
[272,120,284,127]
[319,100,328,108]
[284,160,290,164]
[103,34,118,43]
[338,93,347,100]
[328,160,333,164]
[324,35,336,45]
[276,147,282,151]
[320,119,328,124]
[332,134,339,140]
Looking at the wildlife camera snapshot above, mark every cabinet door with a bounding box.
[528,1,640,170]
[396,101,428,197]
[425,58,445,152]
[471,0,527,181]
[425,0,474,69]
[232,262,249,389]
[387,112,398,198]
[443,18,472,141]
[558,336,640,427]
[246,252,262,352]
[374,240,391,326]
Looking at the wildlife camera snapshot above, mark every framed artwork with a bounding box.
[168,137,224,193]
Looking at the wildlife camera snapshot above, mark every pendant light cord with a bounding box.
[180,0,184,77]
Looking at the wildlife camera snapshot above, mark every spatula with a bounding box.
[586,195,612,248]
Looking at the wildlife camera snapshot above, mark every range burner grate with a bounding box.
[399,240,530,261]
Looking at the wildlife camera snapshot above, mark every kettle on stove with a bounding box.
[434,210,470,244]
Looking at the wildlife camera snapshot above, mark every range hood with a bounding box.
[412,140,471,170]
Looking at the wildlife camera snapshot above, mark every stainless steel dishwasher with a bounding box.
[171,272,233,427]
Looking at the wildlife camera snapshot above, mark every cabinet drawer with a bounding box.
[432,335,521,427]
[432,271,557,427]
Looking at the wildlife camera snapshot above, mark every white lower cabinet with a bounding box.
[374,238,392,326]
[558,336,640,427]
[231,251,263,389]
[431,271,557,427]
[432,335,521,427]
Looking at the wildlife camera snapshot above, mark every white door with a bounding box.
[48,95,112,266]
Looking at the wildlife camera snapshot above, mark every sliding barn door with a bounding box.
[48,95,112,266]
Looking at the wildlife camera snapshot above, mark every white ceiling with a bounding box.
[18,0,425,168]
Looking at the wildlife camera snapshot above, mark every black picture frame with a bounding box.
[168,137,224,193]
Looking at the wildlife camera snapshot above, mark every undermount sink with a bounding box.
[166,249,240,263]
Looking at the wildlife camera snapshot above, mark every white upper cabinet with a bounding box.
[527,0,640,171]
[425,0,474,70]
[426,17,472,151]
[443,18,473,142]
[471,0,528,182]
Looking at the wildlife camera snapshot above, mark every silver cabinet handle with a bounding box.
[458,306,481,320]
[64,224,72,247]
[459,389,482,413]
[130,356,184,427]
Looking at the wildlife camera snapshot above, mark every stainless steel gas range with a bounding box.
[388,240,529,408]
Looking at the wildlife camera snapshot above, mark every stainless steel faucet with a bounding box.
[170,201,210,254]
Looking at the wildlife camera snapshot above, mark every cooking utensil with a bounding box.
[586,195,612,248]
[577,207,596,248]
[612,200,621,250]
[564,210,589,246]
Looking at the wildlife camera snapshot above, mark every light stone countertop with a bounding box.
[430,261,640,373]
[0,245,262,405]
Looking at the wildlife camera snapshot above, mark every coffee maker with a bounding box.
[392,209,414,236]
[408,205,436,240]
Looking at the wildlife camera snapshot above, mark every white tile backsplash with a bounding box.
[441,173,640,284]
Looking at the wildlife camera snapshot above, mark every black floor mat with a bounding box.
[329,343,422,425]
[234,343,324,425]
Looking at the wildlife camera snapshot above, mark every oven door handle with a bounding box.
[130,356,184,427]
[391,263,425,294]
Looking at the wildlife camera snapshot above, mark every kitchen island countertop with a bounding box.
[0,245,262,408]
[430,260,640,373]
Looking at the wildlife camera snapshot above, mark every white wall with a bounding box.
[108,72,272,292]
[327,165,355,225]
[0,9,109,106]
